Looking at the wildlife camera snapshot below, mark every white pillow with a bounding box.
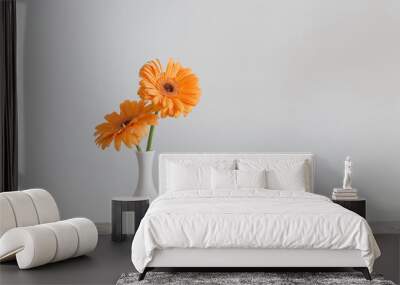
[268,162,307,191]
[167,162,212,191]
[211,169,237,190]
[237,169,267,189]
[238,159,309,191]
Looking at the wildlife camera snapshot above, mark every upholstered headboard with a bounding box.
[158,153,315,195]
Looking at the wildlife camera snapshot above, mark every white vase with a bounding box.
[134,151,157,198]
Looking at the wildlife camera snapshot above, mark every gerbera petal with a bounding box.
[178,75,199,87]
[165,58,174,78]
[165,58,181,78]
[97,135,113,149]
[114,133,123,151]
[95,122,113,134]
[121,129,132,148]
[105,112,122,125]
[120,100,137,118]
[175,68,194,81]
[139,59,162,86]
[174,99,185,113]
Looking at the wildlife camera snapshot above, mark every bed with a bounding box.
[131,153,380,280]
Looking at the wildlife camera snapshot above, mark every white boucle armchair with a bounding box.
[0,189,98,269]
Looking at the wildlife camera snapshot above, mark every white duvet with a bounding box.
[131,190,380,273]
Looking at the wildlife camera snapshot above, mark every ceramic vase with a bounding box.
[134,151,157,198]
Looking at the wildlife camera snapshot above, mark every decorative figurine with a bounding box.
[342,156,352,190]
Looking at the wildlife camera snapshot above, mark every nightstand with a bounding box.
[332,198,366,218]
[111,196,149,242]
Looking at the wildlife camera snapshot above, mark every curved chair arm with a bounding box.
[0,226,57,269]
[0,218,98,269]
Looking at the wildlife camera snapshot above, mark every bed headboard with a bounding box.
[158,153,315,195]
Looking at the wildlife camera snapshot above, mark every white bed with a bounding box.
[131,153,380,280]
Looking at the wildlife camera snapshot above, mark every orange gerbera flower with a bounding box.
[94,100,157,151]
[138,59,201,118]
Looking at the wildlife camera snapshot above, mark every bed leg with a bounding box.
[138,268,148,281]
[354,267,371,280]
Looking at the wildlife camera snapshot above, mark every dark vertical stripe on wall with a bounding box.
[0,0,18,192]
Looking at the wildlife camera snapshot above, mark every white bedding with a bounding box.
[131,190,380,273]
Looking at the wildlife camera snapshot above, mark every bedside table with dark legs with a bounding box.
[332,198,366,218]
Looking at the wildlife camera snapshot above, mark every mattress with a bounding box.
[131,189,380,273]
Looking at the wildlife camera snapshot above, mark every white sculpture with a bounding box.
[342,156,352,190]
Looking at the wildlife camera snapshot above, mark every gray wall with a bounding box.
[17,0,400,223]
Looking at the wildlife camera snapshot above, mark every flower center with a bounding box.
[121,119,131,128]
[163,83,174,93]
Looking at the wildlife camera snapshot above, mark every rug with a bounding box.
[116,272,396,285]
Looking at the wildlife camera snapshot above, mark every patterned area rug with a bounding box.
[116,272,396,285]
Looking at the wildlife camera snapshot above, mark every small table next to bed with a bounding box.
[112,196,149,242]
[332,198,366,219]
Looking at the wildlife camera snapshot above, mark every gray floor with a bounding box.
[1,234,398,285]
[0,235,134,285]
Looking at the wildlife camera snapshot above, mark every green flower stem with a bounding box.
[146,125,155,151]
[146,111,158,152]
[136,145,142,152]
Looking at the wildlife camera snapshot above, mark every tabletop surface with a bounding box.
[112,196,150,201]
[332,197,366,201]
